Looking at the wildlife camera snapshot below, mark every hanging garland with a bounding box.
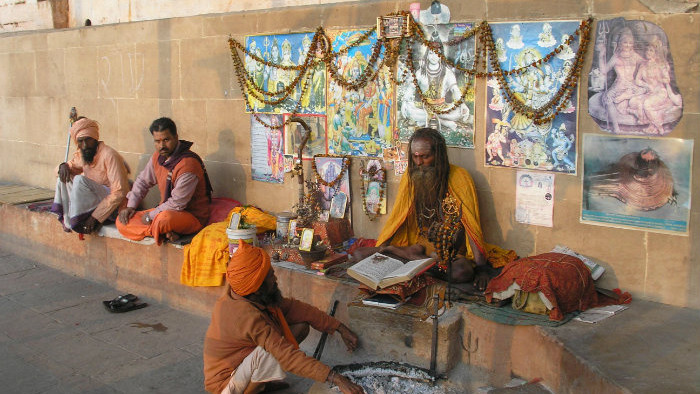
[227,12,593,127]
[359,160,387,220]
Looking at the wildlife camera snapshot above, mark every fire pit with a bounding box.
[332,361,446,393]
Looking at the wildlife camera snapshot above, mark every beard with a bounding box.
[81,147,97,164]
[411,166,441,218]
[256,280,283,307]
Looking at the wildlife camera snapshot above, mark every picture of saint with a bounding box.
[326,29,395,157]
[330,192,348,219]
[485,20,581,174]
[250,114,285,183]
[588,18,682,135]
[582,134,692,234]
[314,156,350,212]
[396,22,475,148]
[245,32,325,115]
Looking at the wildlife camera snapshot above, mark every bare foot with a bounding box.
[165,231,180,243]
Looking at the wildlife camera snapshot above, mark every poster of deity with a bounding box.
[250,114,285,183]
[313,156,351,214]
[485,21,581,174]
[283,114,327,160]
[588,18,683,135]
[581,134,692,234]
[245,32,326,114]
[326,29,395,157]
[396,22,475,148]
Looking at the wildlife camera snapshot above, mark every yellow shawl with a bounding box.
[180,206,277,287]
[376,165,516,268]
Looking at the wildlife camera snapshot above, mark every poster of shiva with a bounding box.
[581,134,692,235]
[485,21,581,174]
[396,22,475,148]
[326,29,395,157]
[251,114,285,183]
[244,32,326,115]
[283,114,328,160]
[588,18,682,136]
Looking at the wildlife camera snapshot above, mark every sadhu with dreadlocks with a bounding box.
[360,128,516,291]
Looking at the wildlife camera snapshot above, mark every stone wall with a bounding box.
[0,0,698,308]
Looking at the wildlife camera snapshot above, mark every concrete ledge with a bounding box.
[97,223,156,245]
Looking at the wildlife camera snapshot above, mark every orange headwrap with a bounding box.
[70,118,100,145]
[226,240,271,296]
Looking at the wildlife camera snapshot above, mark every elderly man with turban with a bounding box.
[51,117,130,234]
[204,241,364,394]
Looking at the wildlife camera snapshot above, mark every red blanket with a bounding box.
[485,252,629,321]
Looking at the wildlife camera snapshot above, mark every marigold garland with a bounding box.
[227,12,593,127]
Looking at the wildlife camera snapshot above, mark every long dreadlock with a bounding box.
[408,127,450,203]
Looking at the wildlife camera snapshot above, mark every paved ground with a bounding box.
[0,248,212,394]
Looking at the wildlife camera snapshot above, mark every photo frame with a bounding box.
[330,191,348,219]
[228,213,241,230]
[299,228,315,251]
[288,219,298,243]
[319,210,330,222]
[377,15,411,39]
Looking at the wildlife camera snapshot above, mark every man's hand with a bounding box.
[336,323,359,352]
[81,216,101,234]
[58,163,71,183]
[473,266,490,292]
[328,371,364,394]
[118,207,136,224]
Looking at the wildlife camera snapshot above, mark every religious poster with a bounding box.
[283,114,327,160]
[361,160,387,217]
[326,29,395,157]
[581,134,692,235]
[588,18,682,135]
[312,156,351,214]
[485,21,581,174]
[250,114,285,183]
[515,170,555,227]
[244,32,326,114]
[396,22,476,148]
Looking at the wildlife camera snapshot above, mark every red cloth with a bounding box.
[207,197,241,224]
[347,238,377,255]
[486,252,602,321]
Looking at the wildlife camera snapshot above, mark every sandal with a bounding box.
[110,294,138,304]
[102,294,147,313]
[102,300,148,313]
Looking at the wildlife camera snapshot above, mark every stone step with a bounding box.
[346,302,463,375]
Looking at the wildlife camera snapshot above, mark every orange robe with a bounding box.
[376,165,516,268]
[117,153,209,244]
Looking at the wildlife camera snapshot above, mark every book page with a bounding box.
[347,253,404,288]
[384,258,435,279]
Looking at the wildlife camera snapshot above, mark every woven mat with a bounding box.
[466,301,578,327]
[0,184,55,205]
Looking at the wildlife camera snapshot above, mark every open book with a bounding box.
[347,252,436,290]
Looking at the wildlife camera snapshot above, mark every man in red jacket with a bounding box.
[204,241,363,394]
[117,117,212,244]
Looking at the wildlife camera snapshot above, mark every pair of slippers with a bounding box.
[103,293,148,313]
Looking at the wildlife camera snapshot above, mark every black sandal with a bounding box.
[102,294,147,313]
